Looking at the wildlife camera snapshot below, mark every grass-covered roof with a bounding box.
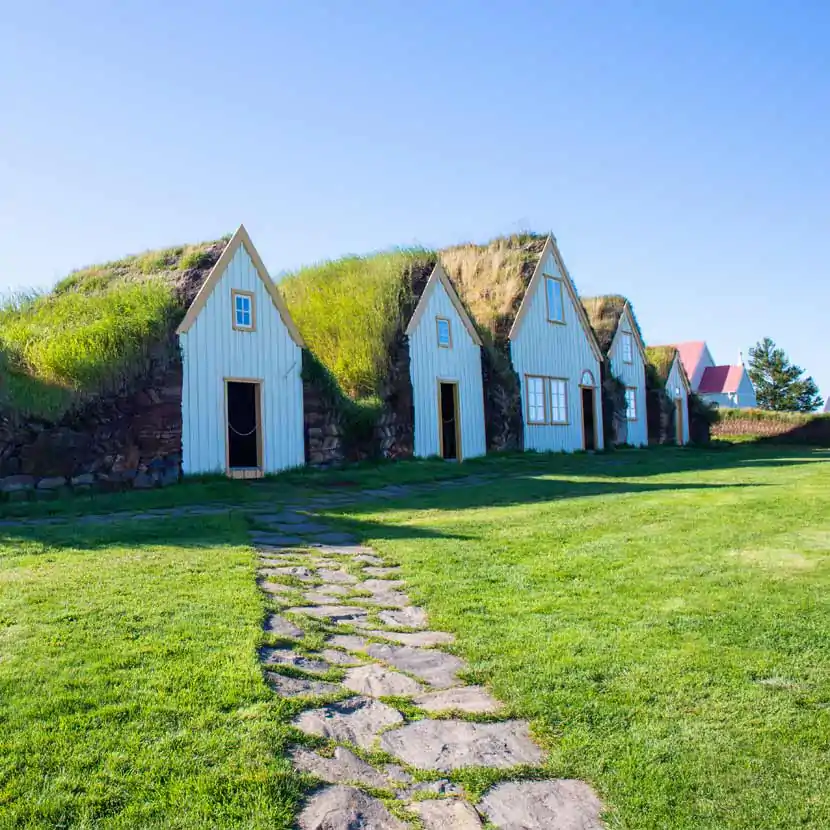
[580,295,644,355]
[441,233,548,342]
[645,346,679,385]
[0,238,227,420]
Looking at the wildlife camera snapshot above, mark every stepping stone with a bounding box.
[327,634,369,652]
[408,799,483,829]
[263,613,304,639]
[321,648,363,666]
[287,605,370,625]
[364,630,456,648]
[297,785,409,830]
[380,720,545,771]
[315,544,376,556]
[361,578,405,592]
[378,607,428,629]
[317,583,353,596]
[267,521,331,534]
[360,591,410,609]
[252,511,311,525]
[363,567,401,577]
[478,780,605,830]
[318,569,358,584]
[294,696,403,749]
[366,644,465,688]
[414,686,503,714]
[250,533,306,547]
[354,554,384,565]
[290,746,390,789]
[265,673,342,698]
[259,581,295,595]
[260,648,330,674]
[405,780,463,797]
[383,764,414,784]
[304,590,348,605]
[270,566,315,581]
[343,664,424,697]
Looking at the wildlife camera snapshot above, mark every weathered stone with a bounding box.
[304,591,347,605]
[132,472,155,489]
[317,569,358,584]
[366,644,464,688]
[414,686,502,714]
[255,510,311,525]
[363,566,401,577]
[354,553,384,565]
[267,566,315,581]
[407,799,482,829]
[297,785,409,830]
[362,579,405,592]
[260,648,330,674]
[287,605,370,625]
[315,544,376,557]
[405,780,463,797]
[250,532,306,547]
[360,591,410,608]
[259,581,295,595]
[263,613,304,638]
[267,520,330,534]
[310,531,358,545]
[294,696,403,749]
[383,764,414,784]
[290,746,389,789]
[327,634,369,652]
[264,673,342,698]
[364,630,456,648]
[378,607,428,629]
[343,664,424,697]
[321,648,363,666]
[478,780,605,830]
[380,720,546,771]
[70,473,96,487]
[314,583,353,596]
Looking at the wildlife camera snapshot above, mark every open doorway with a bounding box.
[226,380,262,474]
[675,398,684,445]
[439,381,460,460]
[581,387,597,450]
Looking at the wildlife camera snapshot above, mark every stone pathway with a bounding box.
[250,507,606,829]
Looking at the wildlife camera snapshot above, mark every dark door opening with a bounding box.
[227,381,261,469]
[439,382,459,460]
[581,387,596,450]
[675,399,684,445]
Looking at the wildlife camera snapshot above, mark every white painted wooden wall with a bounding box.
[607,309,648,447]
[179,245,305,475]
[666,356,691,444]
[408,280,486,460]
[510,250,604,452]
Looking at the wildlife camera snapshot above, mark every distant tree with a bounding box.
[748,337,823,412]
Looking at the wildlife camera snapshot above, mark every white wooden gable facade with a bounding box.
[509,237,605,452]
[665,352,691,445]
[177,226,305,477]
[405,263,486,460]
[607,305,648,447]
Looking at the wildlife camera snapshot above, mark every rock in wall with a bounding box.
[481,344,523,452]
[376,332,414,459]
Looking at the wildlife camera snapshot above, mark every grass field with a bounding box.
[1,445,829,828]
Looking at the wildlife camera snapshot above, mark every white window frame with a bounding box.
[549,378,569,424]
[545,276,565,324]
[436,317,452,349]
[525,375,547,424]
[621,331,633,364]
[232,290,255,332]
[625,387,638,421]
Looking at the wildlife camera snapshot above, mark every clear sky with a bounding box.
[2,1,828,398]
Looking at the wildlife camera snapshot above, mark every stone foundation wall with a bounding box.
[375,333,414,459]
[0,356,182,500]
[303,361,346,468]
[481,345,523,452]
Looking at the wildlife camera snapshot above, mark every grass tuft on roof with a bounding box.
[0,238,227,420]
[581,295,645,355]
[645,346,679,387]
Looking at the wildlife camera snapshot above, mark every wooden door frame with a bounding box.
[224,377,265,479]
[437,379,462,461]
[578,383,597,451]
[675,398,685,445]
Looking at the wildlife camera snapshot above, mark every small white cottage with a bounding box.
[405,263,486,460]
[647,346,692,445]
[176,225,306,478]
[507,237,605,452]
[582,296,648,448]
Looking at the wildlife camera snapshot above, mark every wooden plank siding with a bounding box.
[607,308,648,447]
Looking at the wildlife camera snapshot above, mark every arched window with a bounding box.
[580,370,595,387]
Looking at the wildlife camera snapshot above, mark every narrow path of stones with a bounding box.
[249,504,606,829]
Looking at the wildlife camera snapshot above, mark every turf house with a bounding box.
[581,296,649,447]
[442,234,605,452]
[645,346,692,445]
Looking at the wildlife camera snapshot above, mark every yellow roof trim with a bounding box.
[176,224,305,346]
[509,235,603,363]
[405,262,483,346]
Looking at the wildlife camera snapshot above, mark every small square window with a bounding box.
[622,332,633,363]
[232,291,255,331]
[625,387,638,420]
[545,276,565,323]
[436,317,452,348]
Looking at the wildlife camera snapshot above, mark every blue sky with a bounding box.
[2,1,828,398]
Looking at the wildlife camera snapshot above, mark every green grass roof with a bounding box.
[0,238,226,420]
[581,295,645,355]
[645,346,679,385]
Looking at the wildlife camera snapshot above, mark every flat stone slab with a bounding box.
[478,780,605,830]
[363,566,401,577]
[414,686,503,714]
[250,533,306,547]
[321,648,363,666]
[263,613,304,638]
[360,591,411,609]
[286,605,370,625]
[354,554,384,565]
[253,510,311,525]
[270,566,316,581]
[309,532,358,545]
[405,779,463,797]
[294,696,403,749]
[258,581,295,595]
[318,569,358,584]
[380,720,546,771]
[315,545,376,556]
[269,521,330,534]
[260,648,330,674]
[298,785,409,830]
[378,607,428,629]
[366,644,465,688]
[362,578,405,592]
[327,634,370,652]
[343,663,424,697]
[290,746,390,789]
[366,630,456,648]
[408,799,483,829]
[304,590,350,605]
[265,673,342,698]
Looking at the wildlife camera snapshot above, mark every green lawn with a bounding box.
[1,446,829,828]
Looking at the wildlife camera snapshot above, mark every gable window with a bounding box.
[436,317,452,348]
[545,276,565,324]
[621,332,633,363]
[625,387,638,420]
[549,378,568,424]
[232,290,255,331]
[526,376,547,424]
